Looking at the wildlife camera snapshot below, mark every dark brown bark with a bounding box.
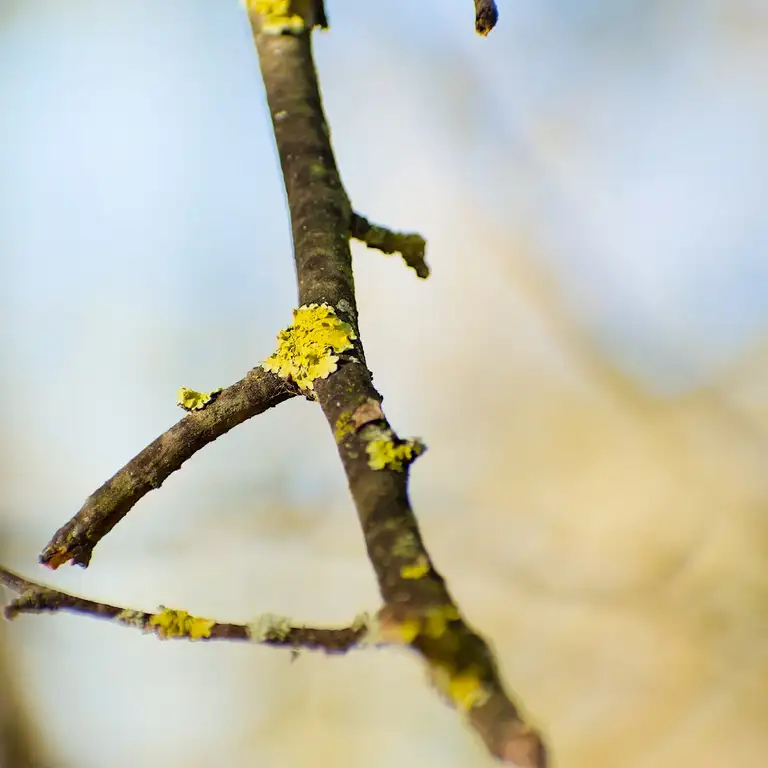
[248,17,545,765]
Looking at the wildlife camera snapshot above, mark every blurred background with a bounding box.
[2,0,768,766]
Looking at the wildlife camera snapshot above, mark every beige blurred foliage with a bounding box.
[0,111,45,766]
[0,593,47,768]
[1,532,46,766]
[207,217,768,768]
[207,218,768,768]
[444,221,768,767]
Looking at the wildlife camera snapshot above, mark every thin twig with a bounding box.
[248,11,545,766]
[23,3,543,763]
[475,0,499,36]
[40,368,299,569]
[350,212,429,278]
[0,566,365,652]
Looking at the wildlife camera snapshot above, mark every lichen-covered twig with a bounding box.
[0,566,366,652]
[350,213,429,279]
[475,0,499,36]
[20,2,542,763]
[40,368,299,569]
[247,5,545,764]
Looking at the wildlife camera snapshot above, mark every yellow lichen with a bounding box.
[400,557,430,580]
[422,604,461,639]
[262,304,356,391]
[372,604,461,646]
[365,607,421,646]
[379,616,421,645]
[148,608,215,640]
[248,612,292,642]
[334,410,355,443]
[366,435,425,471]
[243,0,305,34]
[177,387,223,412]
[429,663,491,712]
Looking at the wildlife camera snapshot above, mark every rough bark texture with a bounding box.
[249,20,545,765]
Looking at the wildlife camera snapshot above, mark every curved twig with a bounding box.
[40,368,299,569]
[1,566,365,652]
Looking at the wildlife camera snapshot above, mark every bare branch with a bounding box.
[22,2,542,762]
[350,212,429,278]
[475,0,499,36]
[0,566,364,652]
[247,12,545,765]
[40,368,299,570]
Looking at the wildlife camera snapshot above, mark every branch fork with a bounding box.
[2,2,544,764]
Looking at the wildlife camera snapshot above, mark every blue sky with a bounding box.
[3,0,767,399]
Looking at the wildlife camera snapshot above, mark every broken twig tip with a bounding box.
[475,0,499,36]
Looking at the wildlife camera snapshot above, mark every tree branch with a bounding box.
[0,565,365,652]
[475,0,499,36]
[40,368,299,569]
[248,10,545,766]
[17,3,544,763]
[350,212,429,278]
